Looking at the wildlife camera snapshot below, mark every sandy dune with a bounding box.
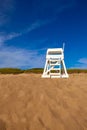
[0,74,87,130]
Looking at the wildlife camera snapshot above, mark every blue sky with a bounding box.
[0,0,87,69]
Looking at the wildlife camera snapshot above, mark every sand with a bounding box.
[0,73,87,130]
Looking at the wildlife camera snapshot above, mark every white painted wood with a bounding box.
[42,44,69,78]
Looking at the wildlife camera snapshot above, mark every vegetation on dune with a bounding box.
[24,68,87,74]
[24,68,43,73]
[0,68,24,74]
[67,69,87,74]
[0,68,87,74]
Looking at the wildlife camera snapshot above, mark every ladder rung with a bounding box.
[50,59,60,61]
[52,68,60,70]
[50,63,60,66]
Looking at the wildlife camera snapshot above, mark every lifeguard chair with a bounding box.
[42,44,69,78]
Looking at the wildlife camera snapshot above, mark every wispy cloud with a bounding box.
[0,32,21,45]
[72,58,87,69]
[0,0,75,27]
[0,45,45,68]
[23,19,51,33]
[78,58,87,64]
[56,1,75,13]
[32,0,76,19]
[0,27,46,68]
[0,19,50,46]
[0,0,15,26]
[77,58,87,68]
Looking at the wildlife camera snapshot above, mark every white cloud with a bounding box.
[23,19,51,33]
[78,58,87,64]
[0,22,47,69]
[0,46,45,68]
[0,32,21,46]
[27,21,42,32]
[77,58,87,68]
[72,58,87,69]
[0,20,50,46]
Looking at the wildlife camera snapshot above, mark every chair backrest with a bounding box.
[46,48,64,59]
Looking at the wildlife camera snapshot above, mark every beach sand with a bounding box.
[0,73,87,130]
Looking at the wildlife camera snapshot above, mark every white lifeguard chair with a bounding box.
[42,44,69,78]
